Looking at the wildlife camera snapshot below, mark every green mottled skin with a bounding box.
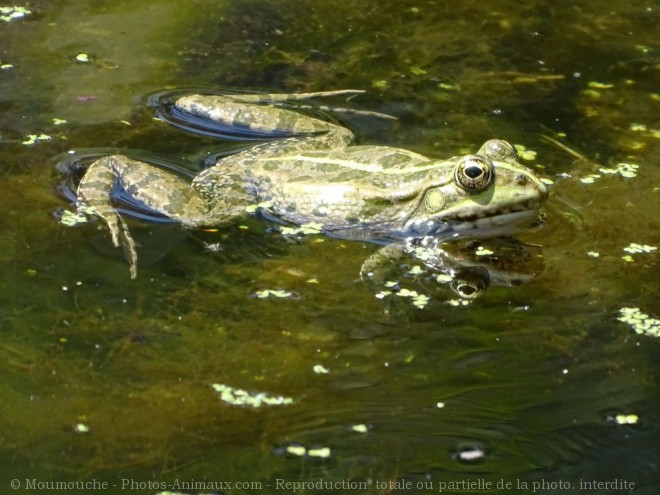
[75,91,548,277]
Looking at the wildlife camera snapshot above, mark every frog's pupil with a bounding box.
[465,165,483,178]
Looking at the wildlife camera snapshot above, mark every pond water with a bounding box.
[0,1,658,494]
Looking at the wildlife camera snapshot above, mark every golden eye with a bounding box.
[455,155,493,192]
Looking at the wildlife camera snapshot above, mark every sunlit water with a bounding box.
[0,1,658,494]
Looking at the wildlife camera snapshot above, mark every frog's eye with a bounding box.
[455,155,493,193]
[450,269,489,299]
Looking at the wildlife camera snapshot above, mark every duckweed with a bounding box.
[447,298,471,307]
[614,414,639,425]
[211,383,294,407]
[395,288,430,308]
[615,162,639,178]
[280,222,324,235]
[22,133,52,145]
[60,210,88,227]
[307,446,332,458]
[622,243,657,254]
[475,246,494,256]
[617,307,660,338]
[581,162,640,184]
[587,81,614,89]
[629,123,647,132]
[59,206,97,226]
[73,423,90,433]
[513,144,537,161]
[579,174,600,184]
[0,5,30,22]
[375,285,429,308]
[349,423,369,433]
[277,443,331,459]
[407,265,424,275]
[285,444,307,457]
[253,289,294,299]
[437,82,460,91]
[244,200,273,213]
[312,364,330,374]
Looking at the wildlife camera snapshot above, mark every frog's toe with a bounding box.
[115,217,138,279]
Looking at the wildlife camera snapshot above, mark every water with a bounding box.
[0,0,658,494]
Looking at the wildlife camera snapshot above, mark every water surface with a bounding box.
[0,1,658,494]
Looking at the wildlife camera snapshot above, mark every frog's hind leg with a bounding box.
[76,155,210,278]
[76,156,140,278]
[175,92,356,149]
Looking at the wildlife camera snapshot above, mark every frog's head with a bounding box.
[405,140,549,238]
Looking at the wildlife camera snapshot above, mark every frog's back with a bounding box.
[251,145,433,182]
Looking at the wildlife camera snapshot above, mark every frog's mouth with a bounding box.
[449,208,545,238]
[404,208,544,239]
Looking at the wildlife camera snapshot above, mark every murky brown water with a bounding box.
[0,1,658,494]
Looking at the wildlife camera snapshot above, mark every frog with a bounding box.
[72,90,549,278]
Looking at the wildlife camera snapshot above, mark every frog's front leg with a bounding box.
[76,155,212,278]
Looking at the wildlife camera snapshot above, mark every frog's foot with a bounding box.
[76,156,134,276]
[233,89,397,120]
[230,89,398,121]
[108,213,138,279]
[220,89,366,103]
[75,156,144,279]
[74,198,139,279]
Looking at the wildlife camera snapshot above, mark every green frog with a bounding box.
[73,90,549,278]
